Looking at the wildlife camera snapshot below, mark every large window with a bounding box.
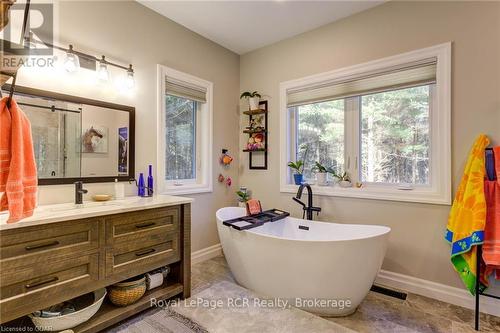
[158,65,213,195]
[280,44,451,204]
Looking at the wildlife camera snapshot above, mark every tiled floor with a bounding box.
[192,256,500,333]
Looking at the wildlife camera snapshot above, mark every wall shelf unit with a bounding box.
[243,100,268,170]
[243,109,267,116]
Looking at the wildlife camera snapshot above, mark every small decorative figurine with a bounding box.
[246,133,265,151]
[220,149,233,166]
[217,174,232,187]
[248,115,264,132]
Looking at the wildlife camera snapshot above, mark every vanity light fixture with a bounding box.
[125,64,134,89]
[24,35,135,89]
[64,45,80,73]
[97,56,109,81]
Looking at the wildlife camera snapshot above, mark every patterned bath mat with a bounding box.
[171,281,358,333]
[106,307,208,333]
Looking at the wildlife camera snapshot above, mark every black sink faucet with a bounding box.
[293,183,321,220]
[74,181,88,205]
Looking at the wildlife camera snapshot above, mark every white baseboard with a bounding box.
[191,243,223,265]
[376,270,500,317]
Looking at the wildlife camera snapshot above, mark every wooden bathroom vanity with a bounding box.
[0,195,192,332]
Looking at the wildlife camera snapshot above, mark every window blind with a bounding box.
[166,77,207,103]
[287,58,437,107]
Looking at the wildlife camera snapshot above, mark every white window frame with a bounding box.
[279,43,451,205]
[157,65,213,195]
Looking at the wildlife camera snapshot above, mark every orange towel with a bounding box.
[0,97,38,223]
[484,146,500,280]
[246,199,262,216]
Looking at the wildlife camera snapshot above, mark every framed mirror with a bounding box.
[2,85,135,185]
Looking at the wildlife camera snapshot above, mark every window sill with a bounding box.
[162,184,212,196]
[280,184,451,205]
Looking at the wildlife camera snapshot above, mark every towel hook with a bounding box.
[7,72,17,108]
[6,0,31,109]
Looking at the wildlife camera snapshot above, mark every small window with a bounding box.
[158,65,213,195]
[165,95,198,181]
[280,43,451,204]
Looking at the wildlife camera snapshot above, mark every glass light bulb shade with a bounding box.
[125,71,134,89]
[97,62,109,81]
[64,52,80,73]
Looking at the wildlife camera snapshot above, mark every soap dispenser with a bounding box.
[114,179,125,200]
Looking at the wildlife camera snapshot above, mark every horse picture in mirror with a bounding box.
[82,125,108,153]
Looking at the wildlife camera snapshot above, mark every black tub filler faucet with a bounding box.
[293,183,321,220]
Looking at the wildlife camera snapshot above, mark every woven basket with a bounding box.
[108,276,146,307]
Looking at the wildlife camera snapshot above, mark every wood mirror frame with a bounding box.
[2,84,135,185]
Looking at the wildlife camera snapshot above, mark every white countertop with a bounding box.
[0,195,194,230]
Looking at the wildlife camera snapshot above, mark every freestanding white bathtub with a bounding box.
[216,207,390,316]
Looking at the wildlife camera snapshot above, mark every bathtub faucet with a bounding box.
[293,183,321,220]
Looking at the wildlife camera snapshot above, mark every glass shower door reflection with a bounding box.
[21,98,82,179]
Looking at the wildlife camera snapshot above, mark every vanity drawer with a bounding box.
[105,206,180,244]
[0,219,100,267]
[0,253,99,322]
[106,231,179,277]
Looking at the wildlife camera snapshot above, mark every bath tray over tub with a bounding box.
[223,209,289,230]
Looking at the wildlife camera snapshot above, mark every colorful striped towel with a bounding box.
[445,134,489,294]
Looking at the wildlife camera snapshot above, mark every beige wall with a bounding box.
[15,0,240,252]
[240,1,500,288]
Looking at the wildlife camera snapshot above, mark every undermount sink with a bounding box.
[46,201,123,213]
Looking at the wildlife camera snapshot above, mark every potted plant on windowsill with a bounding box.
[236,189,250,208]
[331,171,352,188]
[240,91,262,111]
[313,162,329,186]
[288,160,304,185]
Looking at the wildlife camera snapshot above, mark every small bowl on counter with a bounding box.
[92,194,113,202]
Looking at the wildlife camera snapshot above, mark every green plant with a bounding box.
[312,161,328,173]
[236,190,250,203]
[240,91,262,99]
[287,160,304,175]
[330,170,351,182]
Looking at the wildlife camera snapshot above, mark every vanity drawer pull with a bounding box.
[135,248,156,257]
[25,276,59,289]
[135,222,156,229]
[25,240,60,251]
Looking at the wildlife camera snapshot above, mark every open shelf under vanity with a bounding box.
[74,282,183,333]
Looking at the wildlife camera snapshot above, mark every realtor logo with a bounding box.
[1,3,54,72]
